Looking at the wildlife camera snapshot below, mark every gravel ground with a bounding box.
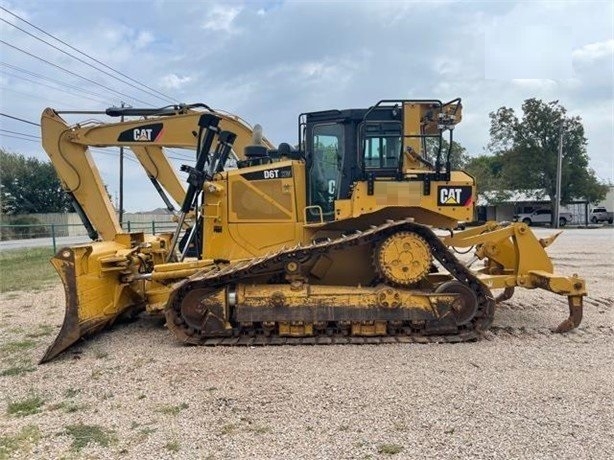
[0,228,612,459]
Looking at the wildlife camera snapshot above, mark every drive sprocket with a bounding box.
[375,231,432,286]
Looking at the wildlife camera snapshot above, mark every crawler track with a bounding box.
[166,220,496,344]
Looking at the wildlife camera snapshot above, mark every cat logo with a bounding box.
[133,128,153,141]
[440,187,462,204]
[117,123,163,143]
[437,186,472,206]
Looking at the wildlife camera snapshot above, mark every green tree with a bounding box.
[464,154,513,204]
[425,138,468,170]
[487,99,608,208]
[0,149,73,214]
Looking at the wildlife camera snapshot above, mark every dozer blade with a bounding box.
[40,244,144,363]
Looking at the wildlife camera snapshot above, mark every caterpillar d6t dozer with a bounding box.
[39,99,586,363]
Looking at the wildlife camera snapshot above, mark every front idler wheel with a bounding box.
[435,280,478,326]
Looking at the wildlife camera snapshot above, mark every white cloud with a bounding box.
[510,79,559,90]
[433,57,463,78]
[298,61,347,81]
[159,73,192,89]
[572,40,614,62]
[134,30,155,49]
[485,24,572,80]
[202,5,242,33]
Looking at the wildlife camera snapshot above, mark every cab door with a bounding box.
[307,123,345,221]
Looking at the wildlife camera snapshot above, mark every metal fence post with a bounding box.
[127,221,131,232]
[51,223,57,253]
[152,221,156,235]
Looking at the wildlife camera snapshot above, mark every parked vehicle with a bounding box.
[590,207,613,224]
[514,209,573,227]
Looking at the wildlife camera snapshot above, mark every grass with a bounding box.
[64,388,80,398]
[63,424,116,451]
[0,425,40,459]
[6,394,45,417]
[0,247,58,293]
[0,362,36,377]
[377,444,404,455]
[130,421,157,440]
[164,440,180,453]
[93,348,109,359]
[0,339,36,354]
[139,427,157,437]
[90,369,104,380]
[220,423,237,435]
[25,325,55,338]
[48,401,88,414]
[156,402,189,416]
[248,425,271,434]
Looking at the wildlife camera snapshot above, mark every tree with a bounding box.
[464,154,513,204]
[487,99,608,208]
[425,138,469,170]
[0,148,73,215]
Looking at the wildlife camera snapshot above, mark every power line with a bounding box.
[0,70,109,105]
[0,113,40,126]
[0,128,39,138]
[0,17,177,105]
[1,62,113,103]
[0,133,40,143]
[0,39,154,106]
[1,84,87,108]
[0,6,177,104]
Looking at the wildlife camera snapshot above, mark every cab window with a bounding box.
[309,123,344,220]
[362,122,402,171]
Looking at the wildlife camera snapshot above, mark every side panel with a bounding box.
[334,171,475,227]
[203,161,305,259]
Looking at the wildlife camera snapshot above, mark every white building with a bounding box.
[596,185,614,211]
[476,188,611,225]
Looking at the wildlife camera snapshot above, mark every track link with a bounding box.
[166,219,496,345]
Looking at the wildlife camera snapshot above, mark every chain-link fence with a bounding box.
[0,220,178,252]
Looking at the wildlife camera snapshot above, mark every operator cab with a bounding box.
[300,105,404,222]
[300,100,458,223]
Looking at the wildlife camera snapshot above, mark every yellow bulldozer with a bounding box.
[39,98,586,363]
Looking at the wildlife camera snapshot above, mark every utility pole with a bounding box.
[119,101,125,227]
[554,120,563,229]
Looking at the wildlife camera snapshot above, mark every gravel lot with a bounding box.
[1,228,612,459]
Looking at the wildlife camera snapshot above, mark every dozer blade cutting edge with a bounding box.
[40,244,144,363]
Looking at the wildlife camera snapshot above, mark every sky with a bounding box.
[0,0,612,212]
